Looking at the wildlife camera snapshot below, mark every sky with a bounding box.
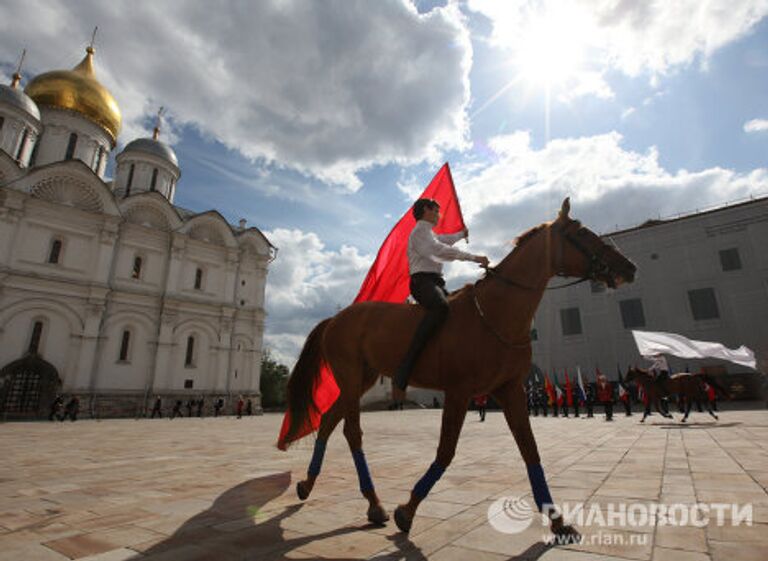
[2,0,768,367]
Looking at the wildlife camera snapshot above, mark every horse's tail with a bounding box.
[700,374,731,400]
[281,318,333,448]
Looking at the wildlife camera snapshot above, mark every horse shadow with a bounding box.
[127,472,555,560]
[128,472,429,560]
[656,421,743,429]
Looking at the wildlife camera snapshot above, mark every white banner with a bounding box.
[632,330,756,370]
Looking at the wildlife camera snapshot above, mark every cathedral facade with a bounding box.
[0,46,275,418]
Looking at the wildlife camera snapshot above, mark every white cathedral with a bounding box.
[0,46,275,419]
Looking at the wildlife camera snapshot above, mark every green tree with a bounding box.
[260,350,290,408]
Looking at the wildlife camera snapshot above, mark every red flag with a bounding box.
[565,369,573,407]
[277,163,466,448]
[354,163,466,303]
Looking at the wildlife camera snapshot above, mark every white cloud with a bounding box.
[467,0,768,95]
[744,118,768,133]
[263,227,372,366]
[0,0,472,191]
[450,131,768,266]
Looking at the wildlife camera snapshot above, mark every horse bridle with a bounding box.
[471,219,615,349]
[483,218,616,292]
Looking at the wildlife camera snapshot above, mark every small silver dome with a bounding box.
[0,84,41,121]
[122,137,179,168]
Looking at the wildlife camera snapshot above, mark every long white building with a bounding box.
[531,195,768,390]
[0,46,275,418]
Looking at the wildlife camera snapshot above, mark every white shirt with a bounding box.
[408,220,476,275]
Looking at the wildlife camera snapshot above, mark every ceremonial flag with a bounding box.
[632,330,756,369]
[544,373,555,406]
[353,163,466,303]
[576,366,587,403]
[554,373,564,406]
[277,163,466,450]
[617,365,629,402]
[565,369,573,407]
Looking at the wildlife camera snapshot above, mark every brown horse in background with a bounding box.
[627,367,728,422]
[282,198,636,536]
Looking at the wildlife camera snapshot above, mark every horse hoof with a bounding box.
[552,524,581,543]
[296,481,310,501]
[681,418,687,423]
[394,505,413,533]
[367,504,390,526]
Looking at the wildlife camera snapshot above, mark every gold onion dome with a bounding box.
[24,46,121,145]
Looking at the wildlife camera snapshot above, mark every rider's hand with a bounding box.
[476,255,490,268]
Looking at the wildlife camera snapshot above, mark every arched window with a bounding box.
[28,321,44,354]
[194,267,203,290]
[94,146,104,172]
[0,116,4,131]
[118,330,131,361]
[48,239,62,264]
[126,164,135,197]
[132,256,143,279]
[15,128,28,162]
[65,133,78,160]
[150,168,158,191]
[185,336,196,367]
[29,138,39,167]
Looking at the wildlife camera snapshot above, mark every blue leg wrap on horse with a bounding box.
[413,461,446,499]
[308,439,327,477]
[527,463,554,512]
[352,449,374,493]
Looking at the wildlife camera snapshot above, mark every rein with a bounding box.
[472,287,531,350]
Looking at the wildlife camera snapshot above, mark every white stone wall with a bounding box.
[0,170,272,416]
[532,198,768,378]
[0,103,41,168]
[33,109,112,178]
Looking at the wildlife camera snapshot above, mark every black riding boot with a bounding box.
[394,308,446,391]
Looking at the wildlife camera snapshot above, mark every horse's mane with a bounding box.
[514,223,548,246]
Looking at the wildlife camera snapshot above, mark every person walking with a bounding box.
[150,396,162,419]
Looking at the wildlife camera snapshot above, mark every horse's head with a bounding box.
[549,198,636,288]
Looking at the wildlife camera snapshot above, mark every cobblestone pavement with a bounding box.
[2,408,767,560]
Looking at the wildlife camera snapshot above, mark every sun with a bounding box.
[510,5,590,89]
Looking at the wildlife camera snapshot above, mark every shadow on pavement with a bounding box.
[129,471,432,560]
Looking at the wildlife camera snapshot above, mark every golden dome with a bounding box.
[25,47,121,145]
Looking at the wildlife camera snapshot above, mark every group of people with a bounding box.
[48,394,80,421]
[150,395,253,419]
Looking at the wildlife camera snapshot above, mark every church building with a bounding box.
[0,45,275,418]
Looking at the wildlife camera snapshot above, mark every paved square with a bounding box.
[2,409,767,560]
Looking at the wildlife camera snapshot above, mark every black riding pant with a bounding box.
[394,273,449,389]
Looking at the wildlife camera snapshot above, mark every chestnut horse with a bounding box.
[627,367,728,422]
[282,198,636,536]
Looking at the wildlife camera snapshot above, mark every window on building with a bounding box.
[28,321,44,354]
[619,298,646,328]
[719,248,742,272]
[0,116,4,131]
[184,379,194,389]
[47,239,62,264]
[132,256,143,279]
[194,267,203,290]
[15,128,28,162]
[150,168,158,191]
[29,139,39,167]
[65,133,77,160]
[118,330,131,361]
[126,164,135,197]
[688,288,720,321]
[94,146,104,172]
[185,336,195,367]
[560,307,582,336]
